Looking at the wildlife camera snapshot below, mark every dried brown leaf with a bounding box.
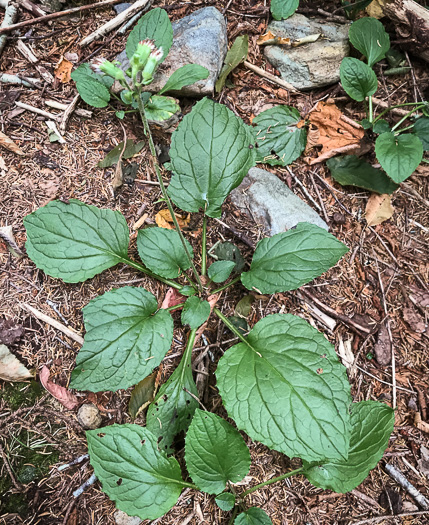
[155,209,190,229]
[365,193,394,226]
[39,365,78,409]
[374,324,391,366]
[160,287,186,309]
[0,131,25,156]
[54,57,73,83]
[0,344,34,382]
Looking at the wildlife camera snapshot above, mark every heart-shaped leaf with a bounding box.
[24,200,129,283]
[340,58,378,102]
[235,507,273,524]
[126,8,173,62]
[70,287,173,392]
[216,314,352,462]
[375,132,423,183]
[215,492,236,511]
[270,0,299,20]
[349,17,390,67]
[208,260,236,283]
[159,64,209,95]
[75,77,110,108]
[181,297,211,329]
[168,98,256,218]
[87,424,185,520]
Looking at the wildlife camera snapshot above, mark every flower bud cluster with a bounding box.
[130,39,163,87]
[90,57,125,82]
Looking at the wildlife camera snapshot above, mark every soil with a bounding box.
[0,1,428,524]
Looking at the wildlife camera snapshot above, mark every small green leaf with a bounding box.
[181,297,211,329]
[213,242,245,273]
[179,285,197,296]
[208,260,236,283]
[215,35,249,92]
[326,155,399,194]
[146,348,198,453]
[303,401,394,493]
[349,17,390,67]
[145,95,180,122]
[342,0,373,18]
[340,57,378,102]
[372,119,390,134]
[75,77,110,108]
[235,295,255,318]
[215,492,236,511]
[137,227,194,279]
[159,64,210,95]
[253,106,306,166]
[70,287,173,392]
[87,424,184,520]
[235,507,273,524]
[216,314,352,462]
[116,110,125,119]
[413,117,429,151]
[71,63,114,88]
[227,315,249,336]
[168,98,256,218]
[129,371,159,418]
[98,140,145,168]
[270,0,299,20]
[126,8,173,62]
[241,223,348,294]
[185,409,251,494]
[361,118,372,130]
[375,132,423,183]
[24,199,129,283]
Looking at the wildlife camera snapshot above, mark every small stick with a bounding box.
[46,120,66,143]
[0,0,18,57]
[57,453,89,471]
[59,94,80,133]
[72,473,97,498]
[15,101,58,119]
[20,302,84,345]
[0,73,40,87]
[384,463,429,509]
[351,510,429,525]
[16,40,54,83]
[79,0,152,47]
[243,60,298,93]
[0,441,23,490]
[0,0,124,34]
[286,166,321,211]
[16,0,46,17]
[117,8,146,34]
[355,365,414,395]
[45,99,92,118]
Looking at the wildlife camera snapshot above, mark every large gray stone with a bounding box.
[264,14,350,91]
[230,168,328,236]
[116,7,227,96]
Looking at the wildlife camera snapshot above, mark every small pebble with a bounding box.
[114,510,142,525]
[77,403,102,430]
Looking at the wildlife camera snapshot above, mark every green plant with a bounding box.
[23,8,396,523]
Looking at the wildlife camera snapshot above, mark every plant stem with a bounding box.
[240,468,304,498]
[201,215,208,277]
[368,96,373,124]
[165,303,185,312]
[136,89,204,293]
[214,308,250,347]
[118,256,182,289]
[394,123,415,134]
[391,106,422,132]
[211,275,241,294]
[373,102,428,124]
[228,506,239,525]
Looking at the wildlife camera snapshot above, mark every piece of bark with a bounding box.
[0,1,18,58]
[374,324,392,366]
[17,0,46,17]
[45,99,92,118]
[16,40,54,83]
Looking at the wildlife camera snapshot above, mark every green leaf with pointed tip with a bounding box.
[303,401,394,493]
[215,493,236,511]
[215,35,249,92]
[24,199,129,283]
[185,409,251,494]
[70,287,173,392]
[213,242,245,273]
[252,106,306,166]
[75,76,110,108]
[98,140,145,168]
[87,424,184,520]
[216,314,352,462]
[71,63,114,88]
[270,0,299,20]
[126,8,173,62]
[137,227,194,279]
[372,119,390,135]
[181,297,211,329]
[241,223,348,294]
[146,347,198,453]
[375,132,423,183]
[145,95,180,122]
[168,98,256,218]
[340,58,378,102]
[159,64,210,95]
[235,507,272,524]
[208,260,236,283]
[349,17,390,67]
[327,155,398,195]
[413,117,429,151]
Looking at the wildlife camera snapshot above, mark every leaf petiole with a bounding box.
[240,468,304,498]
[368,95,373,124]
[118,256,182,289]
[214,308,250,348]
[211,275,241,294]
[201,215,208,277]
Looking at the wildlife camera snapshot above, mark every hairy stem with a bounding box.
[118,256,182,289]
[214,308,250,348]
[240,468,304,498]
[211,275,241,294]
[201,215,208,277]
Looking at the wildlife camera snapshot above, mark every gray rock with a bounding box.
[264,14,350,90]
[116,7,227,96]
[230,168,328,236]
[114,3,131,14]
[77,403,102,430]
[114,510,142,525]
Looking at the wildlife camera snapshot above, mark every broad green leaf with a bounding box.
[213,242,245,273]
[215,493,236,511]
[375,132,423,183]
[340,58,378,102]
[326,155,398,194]
[128,370,159,418]
[137,227,194,279]
[98,140,145,168]
[215,35,249,92]
[87,424,184,520]
[348,17,390,67]
[185,409,251,494]
[24,199,129,283]
[75,77,110,108]
[181,297,211,329]
[372,119,390,134]
[168,97,256,218]
[303,401,394,493]
[70,287,173,392]
[413,117,429,150]
[252,106,306,166]
[71,63,114,88]
[126,8,173,62]
[146,345,198,453]
[270,0,299,20]
[235,507,273,524]
[208,260,236,283]
[216,314,352,462]
[159,64,210,95]
[241,223,348,294]
[145,95,180,122]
